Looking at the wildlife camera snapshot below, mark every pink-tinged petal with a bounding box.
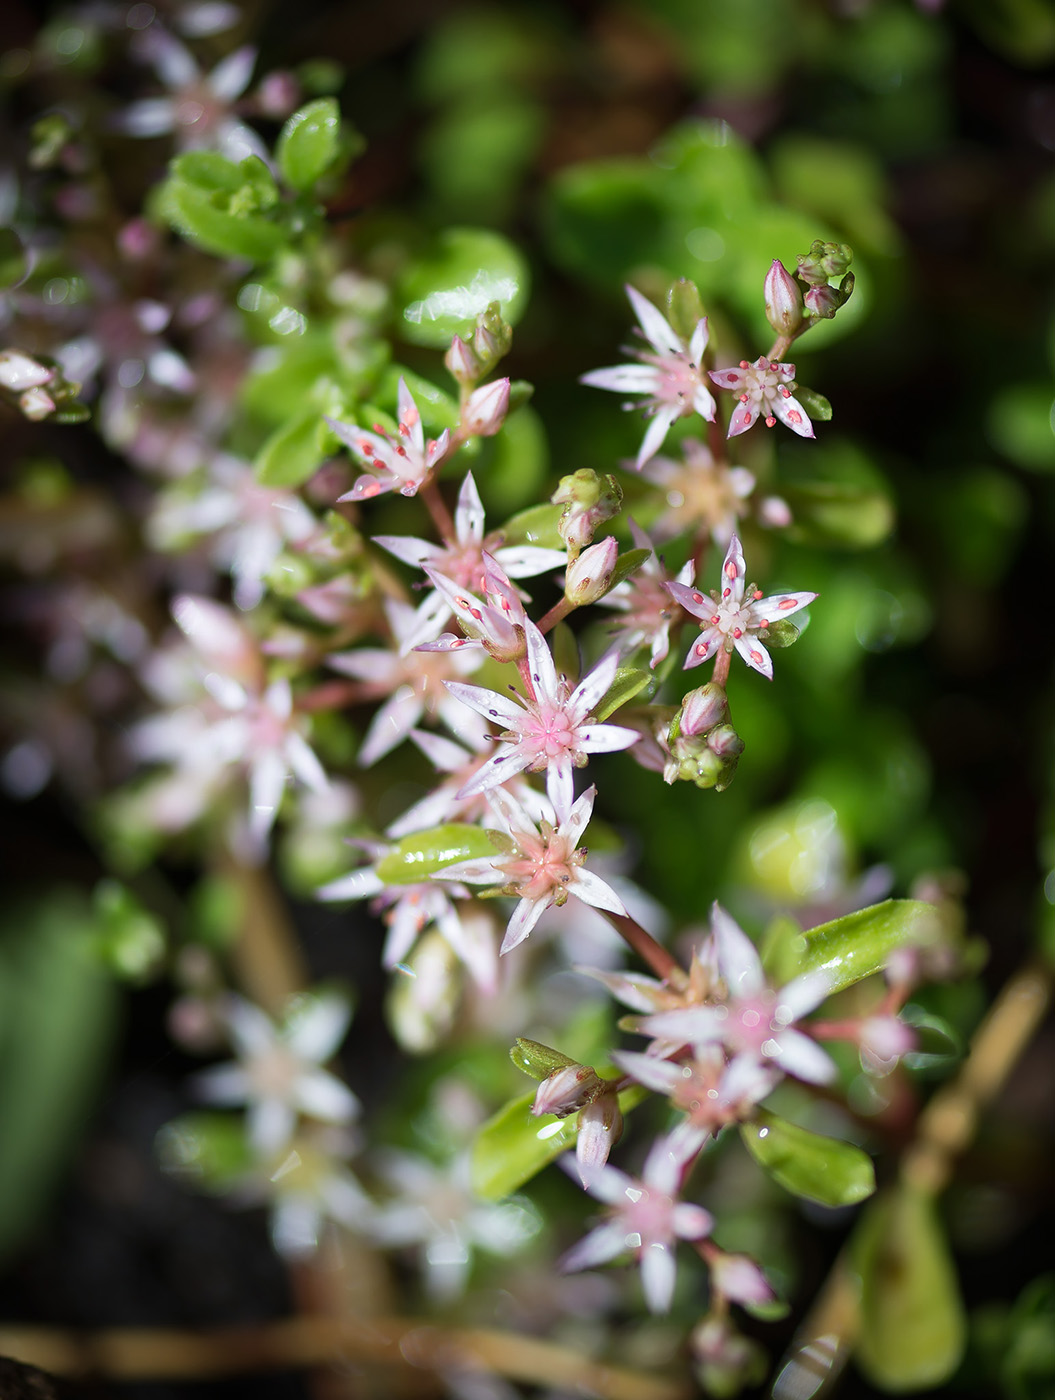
[688,317,710,365]
[410,728,472,773]
[500,896,549,954]
[575,967,668,1014]
[773,392,815,439]
[665,578,715,622]
[208,44,256,101]
[635,403,683,471]
[726,401,757,438]
[371,533,441,568]
[719,536,746,603]
[642,1132,685,1196]
[455,471,486,543]
[357,686,423,766]
[722,1053,781,1107]
[575,723,640,754]
[415,633,483,655]
[733,633,774,680]
[638,1005,727,1046]
[580,364,663,394]
[225,996,276,1055]
[692,382,718,422]
[774,970,831,1023]
[709,1251,775,1305]
[625,284,681,357]
[609,1050,683,1096]
[546,754,575,826]
[433,857,503,886]
[193,1063,249,1103]
[569,650,619,719]
[248,1099,295,1156]
[562,786,596,846]
[119,97,178,137]
[750,590,818,625]
[683,627,721,669]
[559,1221,629,1275]
[249,748,286,838]
[326,648,399,683]
[326,417,385,457]
[492,544,567,577]
[708,367,748,391]
[672,1202,714,1241]
[570,868,627,916]
[712,904,765,997]
[317,868,383,902]
[285,732,329,794]
[396,377,424,454]
[443,680,524,728]
[294,1070,361,1124]
[729,466,756,499]
[523,619,559,704]
[575,1100,623,1187]
[381,897,424,968]
[286,993,351,1061]
[140,27,199,87]
[454,745,535,801]
[339,473,391,503]
[771,1028,837,1084]
[640,1242,677,1314]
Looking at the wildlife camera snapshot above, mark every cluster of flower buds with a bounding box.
[551,468,623,556]
[444,301,514,389]
[664,683,744,790]
[764,240,856,341]
[0,348,88,423]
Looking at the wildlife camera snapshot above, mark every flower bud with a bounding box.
[804,282,840,319]
[0,349,54,392]
[532,1063,604,1118]
[575,1092,623,1186]
[564,536,618,606]
[460,377,510,437]
[707,1249,775,1306]
[444,334,481,388]
[552,469,623,555]
[764,259,804,336]
[471,301,513,372]
[707,723,744,760]
[679,683,728,737]
[19,385,56,420]
[758,494,792,528]
[796,239,853,285]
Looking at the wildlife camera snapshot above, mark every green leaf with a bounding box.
[498,502,564,550]
[798,898,940,996]
[740,1110,875,1207]
[471,1081,646,1200]
[90,879,165,983]
[254,410,325,488]
[595,665,654,721]
[794,386,833,422]
[0,227,28,289]
[0,893,119,1263]
[374,823,499,886]
[852,1186,966,1390]
[170,150,244,192]
[396,228,529,348]
[608,546,650,591]
[277,98,342,192]
[162,178,285,262]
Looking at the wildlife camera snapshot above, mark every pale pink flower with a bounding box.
[373,471,563,651]
[444,620,639,822]
[416,555,527,662]
[636,904,836,1085]
[327,598,486,766]
[640,439,755,545]
[666,533,816,680]
[384,729,548,839]
[581,285,716,469]
[435,785,626,954]
[193,992,359,1156]
[599,519,692,669]
[329,379,450,502]
[709,357,814,439]
[558,1132,713,1314]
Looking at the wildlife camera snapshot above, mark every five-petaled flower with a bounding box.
[666,534,816,680]
[558,1132,713,1314]
[435,785,626,954]
[328,378,450,502]
[709,357,814,439]
[444,619,639,823]
[581,285,716,470]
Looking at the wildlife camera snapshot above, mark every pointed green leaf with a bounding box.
[740,1110,875,1207]
[254,410,325,488]
[375,823,499,886]
[499,502,564,550]
[797,898,940,995]
[852,1186,966,1390]
[595,665,654,721]
[162,178,285,262]
[472,1081,646,1200]
[608,546,650,592]
[277,98,342,191]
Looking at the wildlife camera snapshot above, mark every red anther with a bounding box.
[753,589,763,599]
[722,587,731,598]
[759,619,769,628]
[739,393,749,404]
[710,613,720,624]
[780,385,791,397]
[739,360,750,369]
[765,415,776,427]
[732,627,743,639]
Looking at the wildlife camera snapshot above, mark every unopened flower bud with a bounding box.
[804,283,840,319]
[532,1063,604,1118]
[19,385,56,420]
[707,723,744,760]
[0,349,54,392]
[444,334,481,388]
[764,259,804,336]
[758,494,792,528]
[707,1250,775,1306]
[679,683,728,737]
[471,301,513,372]
[575,1092,623,1186]
[552,469,623,556]
[859,1015,916,1072]
[461,377,510,437]
[796,239,853,285]
[565,536,618,605]
[256,70,301,118]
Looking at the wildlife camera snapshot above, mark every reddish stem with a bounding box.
[536,596,573,635]
[604,910,680,981]
[711,647,731,689]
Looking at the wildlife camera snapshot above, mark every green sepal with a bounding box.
[254,410,325,488]
[595,665,654,721]
[740,1109,875,1207]
[277,98,343,192]
[374,823,498,886]
[510,1038,578,1081]
[852,1186,966,1390]
[608,547,650,592]
[471,1080,646,1200]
